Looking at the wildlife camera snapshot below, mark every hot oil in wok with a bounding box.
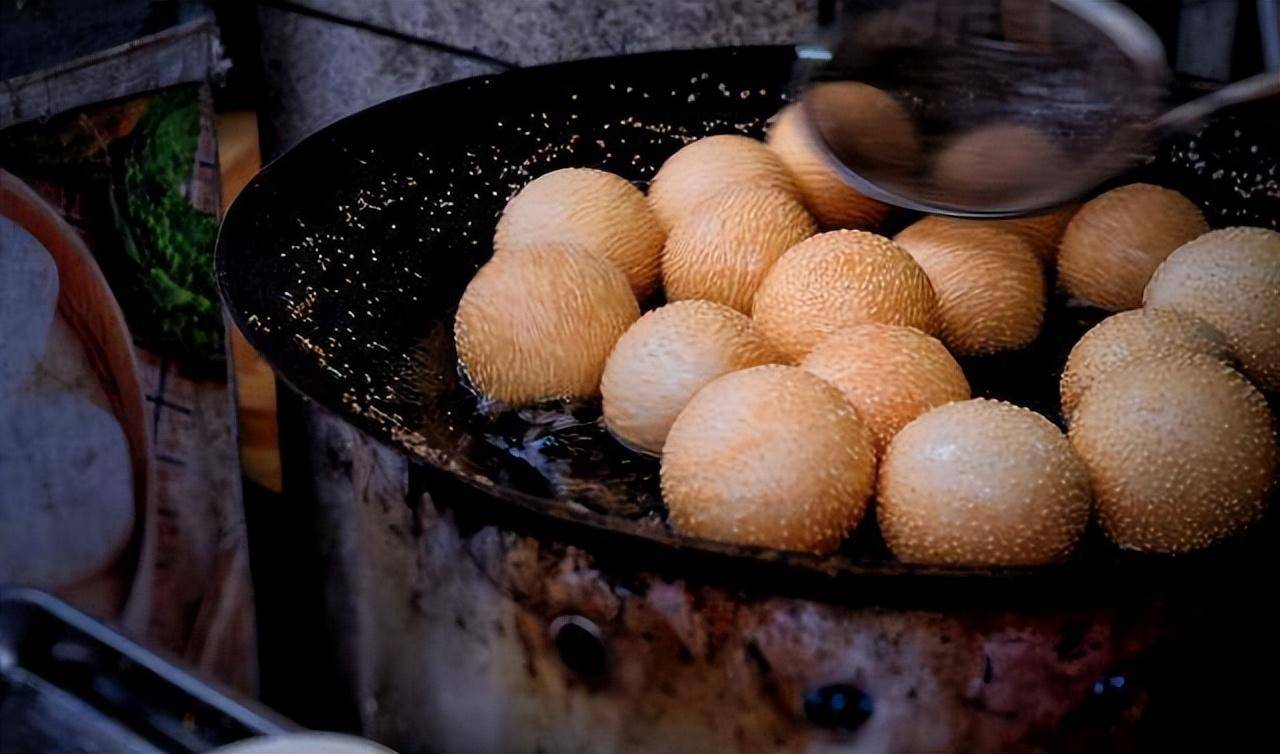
[218,47,1280,578]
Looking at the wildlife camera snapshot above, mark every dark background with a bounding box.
[3,0,1272,735]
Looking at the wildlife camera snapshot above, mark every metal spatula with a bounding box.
[798,0,1280,217]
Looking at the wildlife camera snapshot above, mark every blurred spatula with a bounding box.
[797,0,1280,217]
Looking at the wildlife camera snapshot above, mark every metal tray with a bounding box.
[0,588,289,753]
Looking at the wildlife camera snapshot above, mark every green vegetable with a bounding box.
[111,86,223,367]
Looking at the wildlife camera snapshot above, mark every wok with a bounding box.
[217,46,1280,601]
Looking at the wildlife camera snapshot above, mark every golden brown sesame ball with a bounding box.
[601,301,781,454]
[931,124,1065,207]
[894,221,1045,355]
[1057,183,1207,311]
[766,101,891,229]
[494,168,665,298]
[802,81,922,178]
[982,204,1079,264]
[1059,308,1230,424]
[801,324,970,456]
[1143,226,1280,392]
[878,399,1092,566]
[661,365,876,554]
[751,230,939,361]
[454,242,639,404]
[1069,353,1277,554]
[647,135,797,233]
[661,185,816,313]
[906,206,1078,265]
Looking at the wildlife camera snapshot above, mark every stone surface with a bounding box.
[256,6,502,154]
[256,0,817,154]
[285,0,818,66]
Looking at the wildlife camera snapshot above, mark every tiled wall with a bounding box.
[257,0,817,155]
